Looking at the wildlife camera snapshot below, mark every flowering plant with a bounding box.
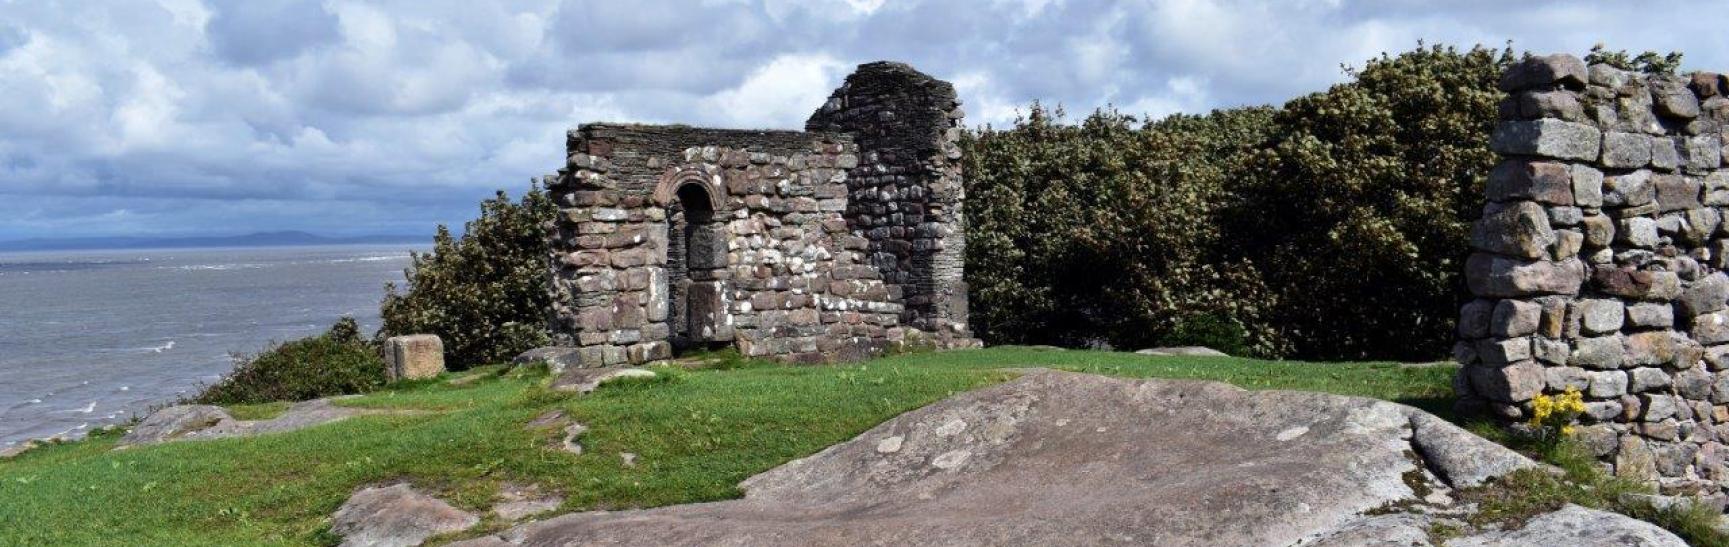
[1527,388,1586,439]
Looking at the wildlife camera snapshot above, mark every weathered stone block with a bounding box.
[1679,272,1729,316]
[1652,77,1702,119]
[1602,170,1653,207]
[1459,299,1494,339]
[1652,174,1702,212]
[1573,298,1624,335]
[1593,268,1681,301]
[1626,303,1675,328]
[1490,299,1542,337]
[1626,331,1679,367]
[1580,214,1615,247]
[1615,217,1660,248]
[1630,367,1673,392]
[1545,366,1591,391]
[1601,132,1653,168]
[1589,370,1630,398]
[1571,335,1626,370]
[1652,137,1683,171]
[384,335,446,381]
[1517,90,1586,121]
[1466,254,1584,297]
[1469,361,1546,403]
[1686,135,1723,171]
[1678,368,1713,399]
[1570,164,1605,207]
[1695,312,1729,345]
[1491,119,1601,161]
[1500,54,1588,92]
[1487,160,1574,204]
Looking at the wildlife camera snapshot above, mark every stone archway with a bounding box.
[666,182,727,352]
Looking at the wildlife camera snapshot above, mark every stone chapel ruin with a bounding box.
[1458,53,1729,493]
[543,62,979,366]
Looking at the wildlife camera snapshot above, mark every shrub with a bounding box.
[380,185,556,369]
[963,105,1282,355]
[1228,44,1513,360]
[964,43,1517,360]
[193,317,387,405]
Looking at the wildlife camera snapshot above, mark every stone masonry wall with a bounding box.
[806,62,972,340]
[546,62,978,366]
[1457,52,1729,494]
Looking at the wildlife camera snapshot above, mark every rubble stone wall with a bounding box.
[806,63,971,338]
[1457,53,1729,493]
[546,63,979,365]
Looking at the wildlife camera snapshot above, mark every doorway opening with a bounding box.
[666,183,727,354]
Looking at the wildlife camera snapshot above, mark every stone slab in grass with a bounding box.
[330,483,477,547]
[549,366,657,394]
[449,370,1609,546]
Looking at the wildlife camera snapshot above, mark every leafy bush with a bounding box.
[963,105,1281,355]
[380,185,556,369]
[193,317,387,405]
[964,44,1515,359]
[1230,44,1512,360]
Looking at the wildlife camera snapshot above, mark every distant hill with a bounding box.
[0,231,427,252]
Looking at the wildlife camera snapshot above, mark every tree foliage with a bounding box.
[1585,44,1684,75]
[380,185,556,369]
[964,104,1282,354]
[964,44,1516,359]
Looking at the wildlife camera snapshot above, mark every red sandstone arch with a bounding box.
[653,168,726,212]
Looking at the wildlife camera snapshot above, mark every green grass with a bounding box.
[0,347,1456,546]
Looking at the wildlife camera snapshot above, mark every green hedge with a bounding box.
[964,44,1515,359]
[193,318,386,405]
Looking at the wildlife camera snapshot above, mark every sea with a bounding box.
[0,245,424,449]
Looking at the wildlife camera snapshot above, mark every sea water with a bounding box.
[0,245,424,448]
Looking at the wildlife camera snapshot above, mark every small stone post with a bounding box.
[384,334,446,381]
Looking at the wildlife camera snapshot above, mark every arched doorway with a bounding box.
[666,183,726,352]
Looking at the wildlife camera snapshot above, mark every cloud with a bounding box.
[205,0,341,66]
[3,0,1729,239]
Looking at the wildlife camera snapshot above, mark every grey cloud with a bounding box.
[0,24,27,54]
[206,0,342,66]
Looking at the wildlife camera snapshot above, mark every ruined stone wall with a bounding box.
[550,125,914,364]
[806,62,971,340]
[546,62,977,366]
[1457,53,1729,492]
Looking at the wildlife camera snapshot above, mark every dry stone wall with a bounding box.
[546,63,979,366]
[1457,53,1729,493]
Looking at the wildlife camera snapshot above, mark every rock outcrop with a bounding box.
[1133,346,1230,357]
[549,366,657,394]
[452,370,1664,547]
[329,483,478,547]
[117,397,399,448]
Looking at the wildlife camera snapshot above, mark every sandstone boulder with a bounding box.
[550,366,658,394]
[454,371,1540,547]
[384,335,445,381]
[330,483,479,547]
[1132,346,1229,357]
[511,346,586,375]
[118,405,234,447]
[1446,504,1685,547]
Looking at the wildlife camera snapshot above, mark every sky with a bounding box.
[3,0,1729,240]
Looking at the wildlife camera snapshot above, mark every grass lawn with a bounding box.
[0,346,1456,546]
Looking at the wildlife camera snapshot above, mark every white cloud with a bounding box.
[4,0,1729,238]
[707,54,850,128]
